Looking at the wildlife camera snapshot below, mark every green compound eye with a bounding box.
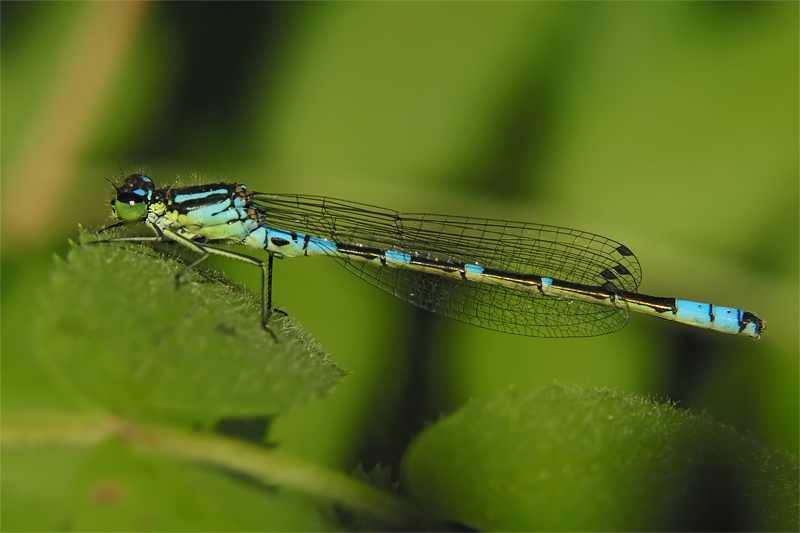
[111,174,154,221]
[114,198,147,221]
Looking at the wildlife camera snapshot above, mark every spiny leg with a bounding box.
[85,221,165,246]
[95,220,126,235]
[88,223,213,290]
[194,243,286,342]
[267,254,288,318]
[89,225,283,341]
[89,224,211,291]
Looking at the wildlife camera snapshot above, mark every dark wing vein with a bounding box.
[250,193,640,337]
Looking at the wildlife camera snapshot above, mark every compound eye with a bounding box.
[110,173,155,221]
[114,195,147,221]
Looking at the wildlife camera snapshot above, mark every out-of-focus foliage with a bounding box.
[403,387,799,531]
[3,2,797,531]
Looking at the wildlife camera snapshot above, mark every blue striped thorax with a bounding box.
[159,183,260,242]
[112,174,262,244]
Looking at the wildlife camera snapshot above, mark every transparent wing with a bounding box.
[345,262,629,338]
[250,193,640,337]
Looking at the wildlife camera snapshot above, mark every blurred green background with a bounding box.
[3,0,797,480]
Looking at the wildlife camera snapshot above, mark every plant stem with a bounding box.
[2,412,424,526]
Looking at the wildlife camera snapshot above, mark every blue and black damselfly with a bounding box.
[91,173,765,341]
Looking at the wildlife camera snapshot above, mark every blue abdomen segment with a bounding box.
[245,226,338,257]
[675,299,761,338]
[385,250,413,266]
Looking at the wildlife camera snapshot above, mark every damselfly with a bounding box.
[93,173,765,341]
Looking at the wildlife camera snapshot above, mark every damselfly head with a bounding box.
[112,174,155,221]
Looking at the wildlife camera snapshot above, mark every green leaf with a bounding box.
[402,386,800,531]
[34,235,345,426]
[4,234,427,531]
